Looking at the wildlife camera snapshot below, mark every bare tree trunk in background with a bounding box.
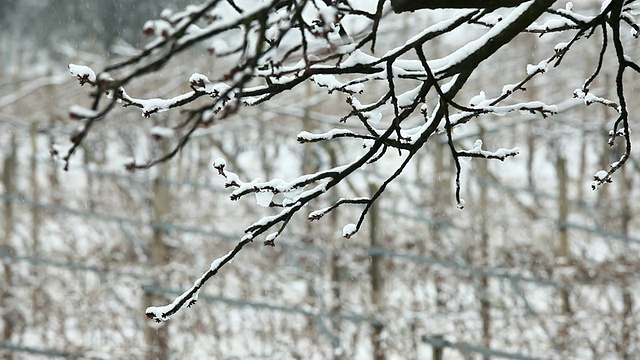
[369,183,384,360]
[98,0,118,53]
[144,142,171,360]
[1,136,17,360]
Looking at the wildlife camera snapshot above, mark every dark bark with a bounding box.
[439,0,557,78]
[392,0,528,12]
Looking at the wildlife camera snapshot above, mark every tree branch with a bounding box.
[391,0,530,13]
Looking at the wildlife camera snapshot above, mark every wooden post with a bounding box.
[144,141,171,360]
[432,140,448,310]
[431,335,444,360]
[618,156,632,359]
[29,122,40,256]
[46,67,59,204]
[2,135,16,238]
[477,127,491,359]
[301,81,317,244]
[326,145,343,359]
[1,135,17,360]
[618,146,631,236]
[82,146,96,211]
[525,34,538,191]
[369,183,384,360]
[555,153,572,354]
[556,154,571,315]
[620,278,632,360]
[432,138,445,242]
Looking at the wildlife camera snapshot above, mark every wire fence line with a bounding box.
[1,246,556,360]
[0,248,556,360]
[0,245,380,328]
[69,155,640,240]
[0,342,82,359]
[22,152,640,247]
[421,335,550,360]
[0,192,566,289]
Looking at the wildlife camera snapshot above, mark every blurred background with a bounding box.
[1,1,639,359]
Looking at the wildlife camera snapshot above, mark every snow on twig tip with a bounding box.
[213,158,227,175]
[68,64,96,85]
[591,170,612,190]
[342,223,357,238]
[457,199,465,209]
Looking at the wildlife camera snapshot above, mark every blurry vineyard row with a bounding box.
[1,1,640,359]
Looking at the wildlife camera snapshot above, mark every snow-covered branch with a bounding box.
[63,0,639,320]
[457,139,520,161]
